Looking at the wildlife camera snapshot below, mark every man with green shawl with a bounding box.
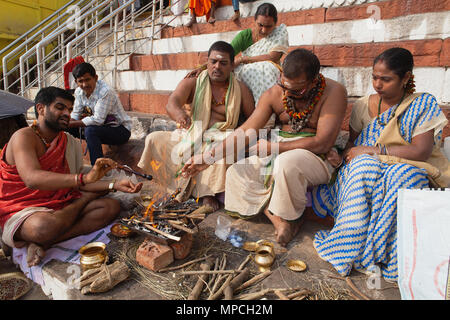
[137,41,255,210]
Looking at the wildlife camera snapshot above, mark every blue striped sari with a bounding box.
[312,93,445,281]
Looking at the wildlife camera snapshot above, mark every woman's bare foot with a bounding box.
[264,209,303,247]
[26,243,45,267]
[230,11,240,22]
[201,196,220,211]
[208,16,216,24]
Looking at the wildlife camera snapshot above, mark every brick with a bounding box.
[169,233,194,260]
[440,38,450,67]
[313,40,442,67]
[118,92,131,111]
[136,238,174,272]
[160,8,325,39]
[325,0,450,23]
[131,52,208,71]
[129,92,170,114]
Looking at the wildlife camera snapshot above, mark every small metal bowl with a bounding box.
[111,223,134,238]
[242,241,259,252]
[286,259,307,272]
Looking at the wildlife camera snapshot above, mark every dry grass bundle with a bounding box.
[311,280,351,300]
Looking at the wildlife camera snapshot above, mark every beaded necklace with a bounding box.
[31,121,52,149]
[282,73,326,132]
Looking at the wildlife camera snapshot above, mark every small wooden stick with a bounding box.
[345,277,370,301]
[181,270,244,276]
[274,289,290,300]
[237,288,298,300]
[237,254,252,271]
[209,254,227,299]
[287,289,312,300]
[188,259,214,300]
[188,205,213,217]
[158,255,212,273]
[206,257,220,290]
[167,220,197,234]
[235,270,272,292]
[143,222,181,241]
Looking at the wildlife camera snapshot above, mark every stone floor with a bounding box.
[2,204,401,301]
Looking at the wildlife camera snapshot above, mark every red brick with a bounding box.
[169,233,194,260]
[160,8,325,39]
[326,0,450,23]
[129,92,170,114]
[118,92,131,111]
[440,38,450,67]
[313,40,442,67]
[136,238,174,271]
[132,52,208,71]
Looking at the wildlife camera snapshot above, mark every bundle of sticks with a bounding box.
[122,189,213,242]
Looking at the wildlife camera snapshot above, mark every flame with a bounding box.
[143,200,156,222]
[195,196,199,203]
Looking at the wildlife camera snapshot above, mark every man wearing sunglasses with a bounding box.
[181,49,347,247]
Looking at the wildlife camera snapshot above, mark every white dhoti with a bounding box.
[225,136,334,221]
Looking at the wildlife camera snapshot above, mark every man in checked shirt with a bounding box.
[68,62,132,165]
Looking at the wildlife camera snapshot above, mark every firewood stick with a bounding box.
[158,255,212,273]
[237,254,252,271]
[143,222,181,241]
[287,289,312,300]
[167,220,197,234]
[181,270,244,276]
[208,254,227,299]
[206,257,220,289]
[345,277,370,300]
[208,274,233,300]
[187,205,213,217]
[237,288,297,300]
[235,270,272,292]
[274,289,290,300]
[79,261,122,289]
[187,259,214,300]
[224,268,250,300]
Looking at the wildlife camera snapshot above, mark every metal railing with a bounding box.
[1,0,106,93]
[2,0,184,99]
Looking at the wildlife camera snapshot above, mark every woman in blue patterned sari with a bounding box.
[312,48,450,282]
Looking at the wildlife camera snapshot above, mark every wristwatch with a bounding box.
[108,179,116,192]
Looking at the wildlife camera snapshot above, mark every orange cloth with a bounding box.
[189,0,215,18]
[0,132,81,228]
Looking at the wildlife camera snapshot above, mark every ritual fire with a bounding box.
[121,188,212,244]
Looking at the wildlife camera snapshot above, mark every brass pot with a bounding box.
[254,244,275,272]
[79,242,107,272]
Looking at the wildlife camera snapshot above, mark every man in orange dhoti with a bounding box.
[0,87,142,267]
[186,0,217,27]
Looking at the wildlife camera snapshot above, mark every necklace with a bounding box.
[283,73,326,132]
[211,82,229,106]
[376,91,406,126]
[31,121,52,149]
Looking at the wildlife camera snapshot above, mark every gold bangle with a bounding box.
[75,174,79,187]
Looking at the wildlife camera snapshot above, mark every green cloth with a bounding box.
[231,28,253,55]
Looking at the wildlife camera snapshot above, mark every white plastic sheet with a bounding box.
[397,188,450,300]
